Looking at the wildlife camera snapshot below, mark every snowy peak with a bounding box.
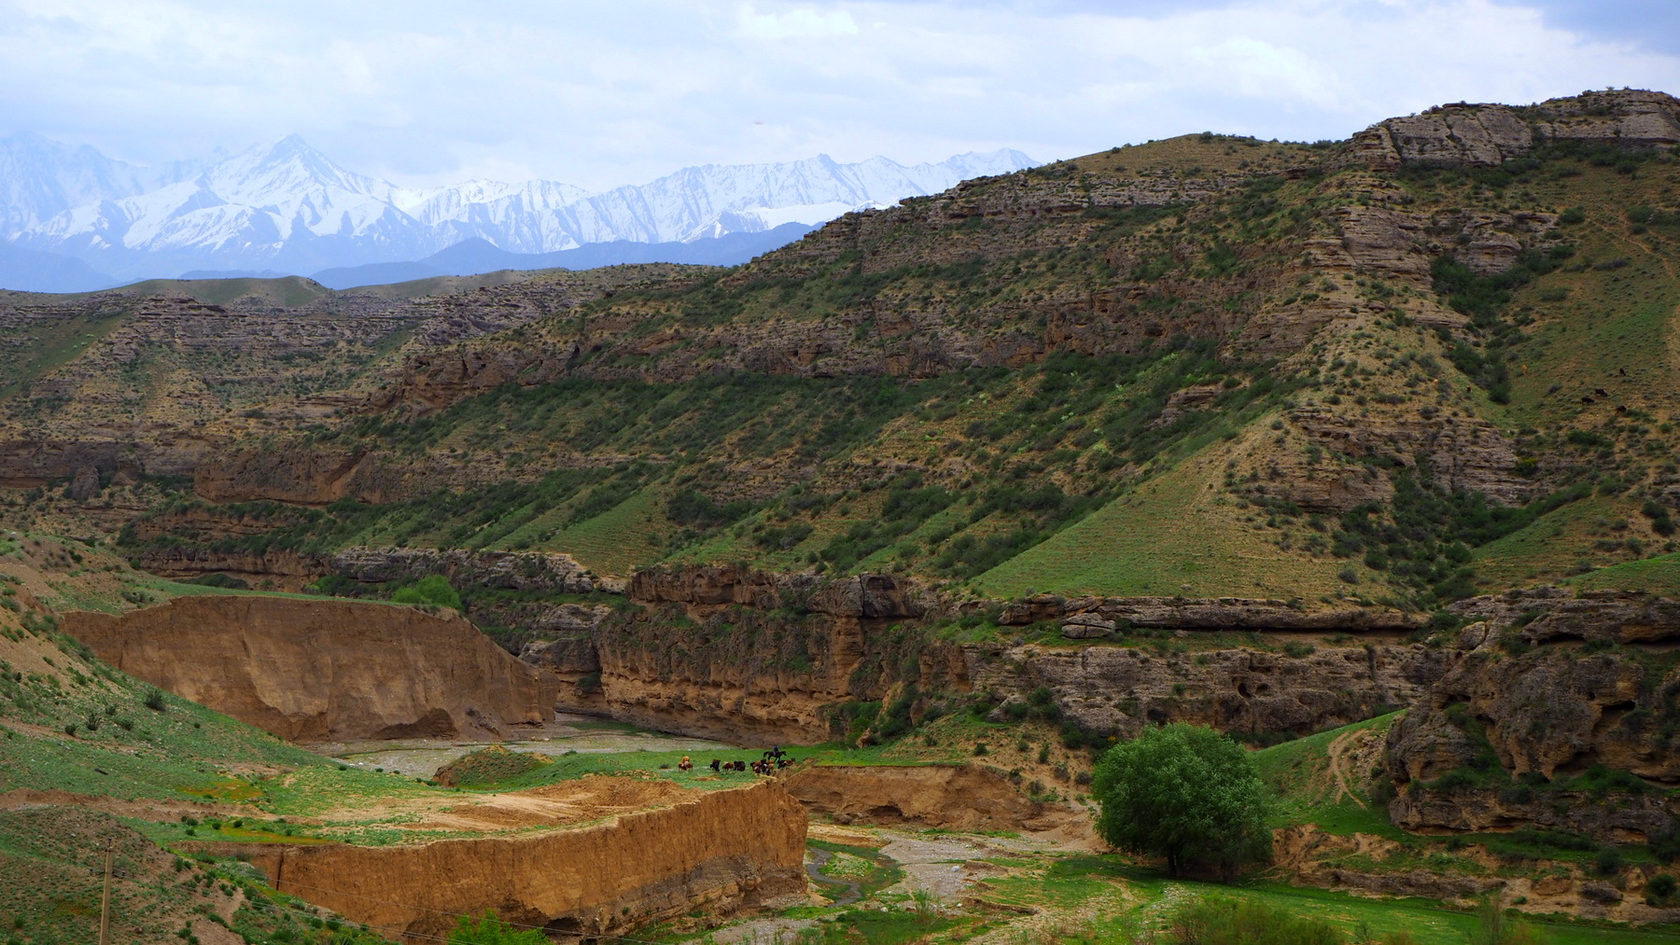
[199,135,397,208]
[0,133,155,235]
[3,134,1039,283]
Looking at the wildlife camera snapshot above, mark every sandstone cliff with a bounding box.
[953,636,1444,741]
[234,780,806,942]
[1384,590,1680,840]
[782,763,1083,836]
[1347,89,1680,169]
[586,566,927,742]
[65,595,557,742]
[511,564,1447,745]
[331,546,619,594]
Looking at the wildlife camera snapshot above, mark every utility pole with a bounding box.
[98,838,113,945]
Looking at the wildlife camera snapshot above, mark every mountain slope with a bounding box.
[0,132,164,236]
[5,89,1680,611]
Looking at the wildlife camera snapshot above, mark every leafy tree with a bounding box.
[1091,723,1270,880]
[391,574,462,612]
[448,911,547,944]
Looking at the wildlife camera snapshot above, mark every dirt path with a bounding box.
[1326,730,1366,809]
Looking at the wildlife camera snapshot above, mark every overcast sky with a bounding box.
[3,0,1678,192]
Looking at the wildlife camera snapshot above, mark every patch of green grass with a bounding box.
[254,764,443,816]
[972,438,1343,599]
[1471,493,1634,590]
[1253,713,1405,839]
[1034,855,1680,945]
[1569,551,1680,596]
[537,487,669,575]
[809,839,905,901]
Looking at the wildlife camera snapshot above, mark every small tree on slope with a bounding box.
[1091,722,1271,881]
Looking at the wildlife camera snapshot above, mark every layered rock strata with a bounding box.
[1384,590,1680,839]
[65,595,556,741]
[782,763,1076,834]
[514,564,1444,744]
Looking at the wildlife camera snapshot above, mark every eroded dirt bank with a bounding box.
[783,763,1097,846]
[65,595,557,742]
[233,780,807,943]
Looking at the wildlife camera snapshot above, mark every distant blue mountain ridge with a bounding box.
[0,132,1036,293]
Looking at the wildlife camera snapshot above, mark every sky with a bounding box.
[2,0,1678,192]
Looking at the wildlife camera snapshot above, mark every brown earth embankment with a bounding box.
[230,780,807,943]
[64,595,556,742]
[782,763,1091,842]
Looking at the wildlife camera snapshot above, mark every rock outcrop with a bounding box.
[330,546,619,594]
[1348,90,1680,169]
[991,593,1417,633]
[951,637,1445,740]
[509,564,1444,744]
[234,780,807,943]
[65,595,557,742]
[1384,590,1680,840]
[782,763,1081,835]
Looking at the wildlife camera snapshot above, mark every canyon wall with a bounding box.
[517,563,1445,745]
[65,595,556,742]
[782,763,1077,834]
[234,780,807,943]
[1384,590,1680,840]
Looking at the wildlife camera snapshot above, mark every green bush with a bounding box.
[391,575,462,612]
[1092,723,1271,880]
[448,911,547,944]
[1161,896,1343,944]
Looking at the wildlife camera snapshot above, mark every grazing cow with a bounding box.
[1594,387,1610,398]
[1581,395,1595,405]
[678,755,693,772]
[710,759,721,772]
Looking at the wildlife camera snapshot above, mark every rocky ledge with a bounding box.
[1384,590,1680,841]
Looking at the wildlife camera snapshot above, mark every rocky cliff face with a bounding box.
[782,763,1086,837]
[579,566,927,742]
[235,779,807,943]
[952,635,1444,741]
[1384,590,1680,840]
[330,546,620,594]
[510,564,1447,745]
[64,595,557,742]
[1347,89,1680,169]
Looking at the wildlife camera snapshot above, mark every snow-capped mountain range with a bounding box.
[0,133,1037,291]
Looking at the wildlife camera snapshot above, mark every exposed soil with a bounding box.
[307,773,700,838]
[318,712,730,778]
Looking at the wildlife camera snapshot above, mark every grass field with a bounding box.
[972,435,1345,600]
[1471,493,1645,590]
[1570,551,1680,596]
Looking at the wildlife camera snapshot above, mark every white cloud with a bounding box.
[0,0,1675,190]
[737,4,860,40]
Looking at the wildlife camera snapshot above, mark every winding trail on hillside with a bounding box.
[1327,730,1367,809]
